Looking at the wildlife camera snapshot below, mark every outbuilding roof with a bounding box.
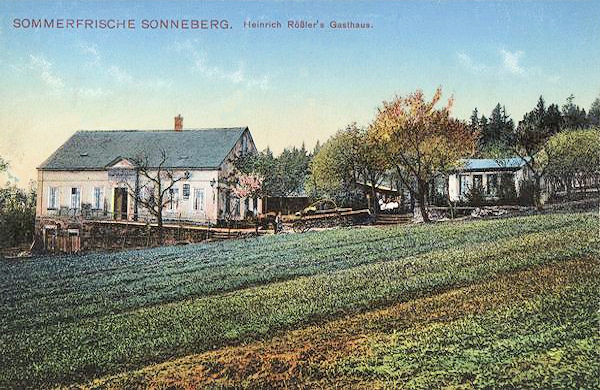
[460,157,530,172]
[38,128,249,170]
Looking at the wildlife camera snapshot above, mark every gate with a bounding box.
[43,226,80,254]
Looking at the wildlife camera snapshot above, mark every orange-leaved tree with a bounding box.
[369,88,477,222]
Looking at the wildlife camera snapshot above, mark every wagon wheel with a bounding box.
[292,219,311,233]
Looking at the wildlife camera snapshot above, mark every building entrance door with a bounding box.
[113,188,128,220]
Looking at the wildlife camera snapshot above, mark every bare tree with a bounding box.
[126,149,189,244]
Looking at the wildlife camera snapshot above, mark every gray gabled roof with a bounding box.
[38,128,249,170]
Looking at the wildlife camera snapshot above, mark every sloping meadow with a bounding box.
[85,259,599,389]
[338,261,599,389]
[0,212,597,388]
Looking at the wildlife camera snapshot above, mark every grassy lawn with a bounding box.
[87,259,599,389]
[0,212,597,388]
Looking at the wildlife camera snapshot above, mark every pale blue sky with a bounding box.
[1,1,599,184]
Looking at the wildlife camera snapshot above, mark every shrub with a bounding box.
[0,184,36,248]
[332,187,367,209]
[466,184,486,207]
[518,179,536,206]
[430,191,448,207]
[498,174,518,205]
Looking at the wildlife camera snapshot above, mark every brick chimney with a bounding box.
[174,114,183,132]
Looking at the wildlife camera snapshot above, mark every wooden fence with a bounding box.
[39,219,265,254]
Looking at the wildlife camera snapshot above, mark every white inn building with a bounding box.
[36,116,260,225]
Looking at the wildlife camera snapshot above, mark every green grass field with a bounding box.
[0,212,598,389]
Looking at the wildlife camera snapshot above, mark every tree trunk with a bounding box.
[444,173,454,219]
[418,180,430,223]
[371,185,378,215]
[157,210,164,245]
[564,175,572,200]
[419,194,429,222]
[534,175,543,211]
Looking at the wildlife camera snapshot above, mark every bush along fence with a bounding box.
[425,196,599,221]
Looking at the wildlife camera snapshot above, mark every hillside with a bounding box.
[0,212,598,388]
[88,259,599,389]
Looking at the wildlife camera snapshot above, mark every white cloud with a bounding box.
[500,49,525,75]
[142,78,173,89]
[23,47,174,101]
[457,52,487,74]
[28,55,64,89]
[108,65,133,84]
[457,49,530,78]
[78,44,173,91]
[246,75,269,90]
[79,42,101,65]
[173,40,270,90]
[106,65,173,91]
[77,87,111,98]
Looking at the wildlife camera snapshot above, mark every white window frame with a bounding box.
[70,187,81,210]
[192,188,205,212]
[92,187,104,210]
[182,183,190,200]
[47,187,59,210]
[459,174,470,197]
[486,174,498,196]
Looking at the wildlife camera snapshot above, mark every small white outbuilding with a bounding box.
[448,158,531,202]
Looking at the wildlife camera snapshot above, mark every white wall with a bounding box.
[448,174,460,201]
[215,129,261,221]
[37,170,110,217]
[37,169,224,223]
[448,169,525,202]
[158,170,220,223]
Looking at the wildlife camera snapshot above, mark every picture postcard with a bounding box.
[0,1,598,388]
